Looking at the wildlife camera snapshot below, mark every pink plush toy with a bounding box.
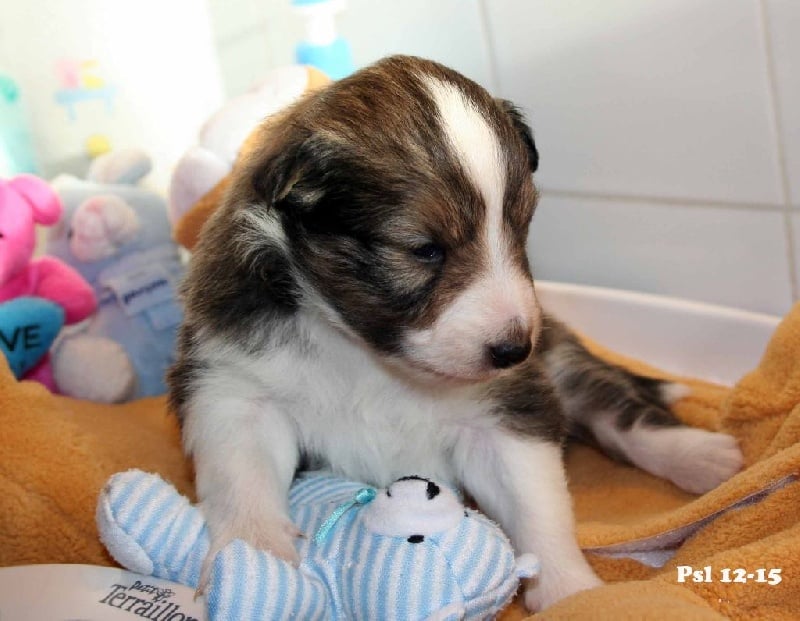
[0,175,97,389]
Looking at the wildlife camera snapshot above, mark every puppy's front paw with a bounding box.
[245,520,303,565]
[523,566,602,612]
[198,512,302,592]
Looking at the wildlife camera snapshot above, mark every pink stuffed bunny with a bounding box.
[0,174,97,389]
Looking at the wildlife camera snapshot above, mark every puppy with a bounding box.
[168,55,743,610]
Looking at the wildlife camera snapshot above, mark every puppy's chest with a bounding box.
[272,329,486,486]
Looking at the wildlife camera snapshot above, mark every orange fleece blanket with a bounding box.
[1,304,798,619]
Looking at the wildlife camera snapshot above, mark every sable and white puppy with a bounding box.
[169,56,743,610]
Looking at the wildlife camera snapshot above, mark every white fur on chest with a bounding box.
[216,313,495,487]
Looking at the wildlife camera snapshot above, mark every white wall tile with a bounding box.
[255,1,304,69]
[765,0,800,205]
[485,0,783,205]
[341,0,494,90]
[207,0,265,43]
[216,31,277,99]
[528,194,793,315]
[792,214,800,299]
[212,0,495,97]
[208,0,299,97]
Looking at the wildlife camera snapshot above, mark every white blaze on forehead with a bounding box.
[401,77,539,380]
[422,76,507,251]
[423,77,533,293]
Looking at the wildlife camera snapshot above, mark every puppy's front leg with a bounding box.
[455,431,601,611]
[184,389,300,581]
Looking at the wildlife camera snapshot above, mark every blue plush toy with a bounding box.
[97,470,539,621]
[45,149,185,402]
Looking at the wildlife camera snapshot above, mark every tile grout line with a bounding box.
[476,0,502,96]
[757,0,798,301]
[538,187,794,214]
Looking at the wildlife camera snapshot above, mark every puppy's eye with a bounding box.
[411,243,445,264]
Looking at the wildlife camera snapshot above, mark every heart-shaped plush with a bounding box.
[0,297,64,378]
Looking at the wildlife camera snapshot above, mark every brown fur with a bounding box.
[181,57,540,354]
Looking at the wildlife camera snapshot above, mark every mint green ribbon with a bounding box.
[314,487,376,545]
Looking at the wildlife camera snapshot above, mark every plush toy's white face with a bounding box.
[46,173,178,291]
[68,195,140,262]
[361,476,463,542]
[338,474,531,618]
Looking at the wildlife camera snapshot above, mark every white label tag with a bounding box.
[104,265,175,318]
[0,564,206,620]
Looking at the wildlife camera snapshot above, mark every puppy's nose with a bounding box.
[488,340,532,369]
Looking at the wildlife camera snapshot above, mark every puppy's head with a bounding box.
[224,56,541,382]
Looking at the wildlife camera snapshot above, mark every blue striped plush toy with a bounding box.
[97,470,540,620]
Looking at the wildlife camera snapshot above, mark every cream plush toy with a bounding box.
[168,65,331,231]
[169,65,330,250]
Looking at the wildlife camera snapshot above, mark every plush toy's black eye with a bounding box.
[67,228,74,240]
[411,243,444,264]
[426,481,440,500]
[407,534,425,544]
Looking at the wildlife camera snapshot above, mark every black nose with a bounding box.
[488,340,532,369]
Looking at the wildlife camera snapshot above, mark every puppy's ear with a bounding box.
[250,135,328,215]
[250,137,304,207]
[497,99,539,173]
